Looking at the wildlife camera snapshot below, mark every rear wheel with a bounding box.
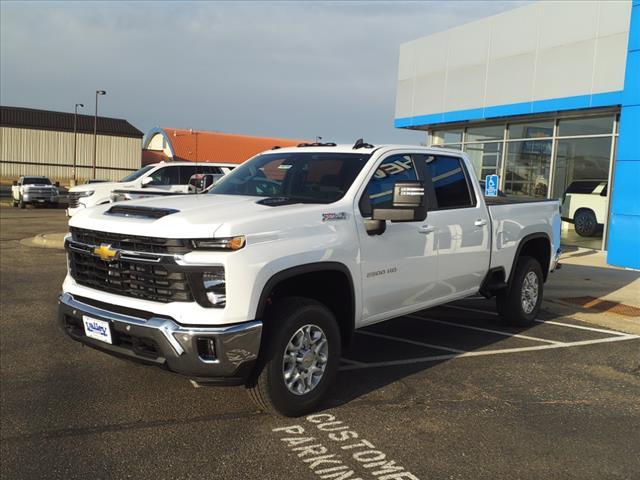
[574,209,597,237]
[246,297,341,417]
[496,256,543,326]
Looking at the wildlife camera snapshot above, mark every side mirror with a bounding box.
[372,181,427,222]
[188,173,219,193]
[55,181,60,187]
[141,176,153,187]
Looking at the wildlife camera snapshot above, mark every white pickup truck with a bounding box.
[12,176,59,208]
[59,142,561,416]
[67,161,235,216]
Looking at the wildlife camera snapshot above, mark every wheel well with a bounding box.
[574,207,595,217]
[517,236,551,281]
[259,268,355,347]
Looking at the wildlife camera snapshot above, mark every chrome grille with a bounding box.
[70,228,190,254]
[68,192,81,208]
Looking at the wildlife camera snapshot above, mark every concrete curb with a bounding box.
[19,232,67,249]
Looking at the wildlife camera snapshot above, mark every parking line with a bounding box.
[445,303,630,337]
[340,334,639,371]
[443,304,498,316]
[533,319,629,336]
[407,315,565,345]
[356,330,466,353]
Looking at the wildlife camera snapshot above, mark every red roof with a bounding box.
[162,128,306,164]
[141,149,170,166]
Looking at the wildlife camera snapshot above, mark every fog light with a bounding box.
[203,270,226,307]
[197,337,217,361]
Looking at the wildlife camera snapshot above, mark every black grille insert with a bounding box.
[68,249,193,303]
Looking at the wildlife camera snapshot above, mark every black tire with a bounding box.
[496,256,543,326]
[574,209,597,237]
[246,297,341,417]
[19,198,25,209]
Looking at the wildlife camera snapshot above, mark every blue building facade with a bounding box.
[395,1,639,269]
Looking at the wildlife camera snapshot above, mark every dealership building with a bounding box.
[395,0,639,269]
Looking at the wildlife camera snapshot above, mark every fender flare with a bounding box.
[256,261,356,329]
[508,232,552,284]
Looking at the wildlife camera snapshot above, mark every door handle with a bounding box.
[474,219,488,227]
[419,224,435,234]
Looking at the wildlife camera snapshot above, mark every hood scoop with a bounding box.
[105,205,180,219]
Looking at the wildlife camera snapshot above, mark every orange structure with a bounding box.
[142,127,306,166]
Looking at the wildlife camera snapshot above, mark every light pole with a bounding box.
[92,90,106,179]
[72,103,84,185]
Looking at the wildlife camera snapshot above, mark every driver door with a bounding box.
[355,153,440,325]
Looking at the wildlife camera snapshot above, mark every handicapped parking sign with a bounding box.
[485,174,499,197]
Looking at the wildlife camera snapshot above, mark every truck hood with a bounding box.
[69,182,125,195]
[67,194,322,238]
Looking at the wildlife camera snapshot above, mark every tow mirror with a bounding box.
[141,176,153,187]
[55,181,60,187]
[188,173,220,193]
[372,181,427,222]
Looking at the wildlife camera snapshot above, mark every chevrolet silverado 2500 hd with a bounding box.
[59,142,561,416]
[67,162,234,216]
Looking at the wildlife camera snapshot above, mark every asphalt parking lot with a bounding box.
[1,208,639,480]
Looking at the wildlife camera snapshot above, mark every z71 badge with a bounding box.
[322,212,347,222]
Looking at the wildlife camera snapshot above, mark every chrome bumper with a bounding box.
[58,292,262,385]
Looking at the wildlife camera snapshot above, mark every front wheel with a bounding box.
[246,297,341,417]
[496,256,543,326]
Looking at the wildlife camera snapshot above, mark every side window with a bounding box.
[148,166,181,186]
[200,166,222,175]
[426,155,475,209]
[179,166,198,184]
[359,154,417,217]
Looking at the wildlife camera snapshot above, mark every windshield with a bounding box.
[120,165,156,182]
[209,152,371,203]
[23,177,51,185]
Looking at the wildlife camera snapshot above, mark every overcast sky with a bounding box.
[1,1,528,144]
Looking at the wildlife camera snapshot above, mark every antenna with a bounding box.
[353,138,374,149]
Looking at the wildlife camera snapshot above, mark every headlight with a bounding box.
[190,267,226,308]
[191,236,245,251]
[76,190,95,198]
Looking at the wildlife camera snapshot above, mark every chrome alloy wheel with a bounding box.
[521,271,539,314]
[282,324,328,396]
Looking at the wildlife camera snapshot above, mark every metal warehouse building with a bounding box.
[1,106,143,184]
[395,0,639,270]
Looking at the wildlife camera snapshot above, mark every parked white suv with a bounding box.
[560,180,607,237]
[67,162,235,216]
[59,142,561,416]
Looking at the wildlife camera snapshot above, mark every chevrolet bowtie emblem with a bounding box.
[93,244,118,261]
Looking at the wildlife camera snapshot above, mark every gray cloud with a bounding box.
[1,1,529,144]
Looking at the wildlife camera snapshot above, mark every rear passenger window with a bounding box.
[427,155,475,209]
[360,154,417,216]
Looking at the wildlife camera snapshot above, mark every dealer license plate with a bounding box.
[82,315,113,344]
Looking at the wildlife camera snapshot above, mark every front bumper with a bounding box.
[23,193,57,203]
[58,292,262,385]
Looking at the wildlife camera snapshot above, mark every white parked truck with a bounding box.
[12,176,59,208]
[67,162,235,216]
[59,142,561,416]
[560,180,608,237]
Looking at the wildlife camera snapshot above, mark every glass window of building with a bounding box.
[558,116,614,137]
[508,121,554,139]
[504,140,552,198]
[432,129,463,145]
[466,124,504,142]
[552,137,612,199]
[464,142,503,180]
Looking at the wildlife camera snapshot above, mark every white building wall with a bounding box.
[396,0,631,119]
